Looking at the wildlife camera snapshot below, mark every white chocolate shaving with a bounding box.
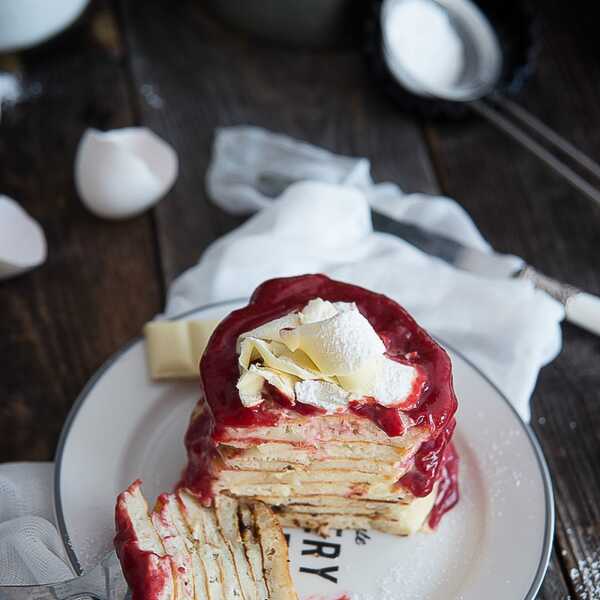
[234,296,422,411]
[237,365,299,408]
[294,380,350,414]
[299,298,338,324]
[369,356,419,407]
[236,369,264,407]
[238,337,333,382]
[280,307,385,376]
[238,313,301,347]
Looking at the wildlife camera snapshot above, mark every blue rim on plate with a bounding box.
[53,299,555,598]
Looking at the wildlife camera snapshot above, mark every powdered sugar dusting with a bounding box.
[570,552,600,599]
[295,380,349,413]
[292,308,385,375]
[370,357,418,406]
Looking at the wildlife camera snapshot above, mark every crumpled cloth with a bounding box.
[0,462,72,585]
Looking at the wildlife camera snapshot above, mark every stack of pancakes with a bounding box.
[115,481,297,600]
[209,412,436,536]
[181,276,458,538]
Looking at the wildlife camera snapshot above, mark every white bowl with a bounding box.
[0,0,90,53]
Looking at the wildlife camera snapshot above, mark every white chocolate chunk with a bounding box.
[189,319,220,363]
[280,308,385,376]
[294,380,350,413]
[145,321,195,379]
[144,318,220,380]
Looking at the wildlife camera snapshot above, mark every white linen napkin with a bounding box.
[169,126,564,421]
[0,463,72,585]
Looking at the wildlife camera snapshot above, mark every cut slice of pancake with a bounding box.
[114,480,175,600]
[152,494,196,600]
[214,495,261,600]
[239,503,269,600]
[251,501,297,600]
[114,482,298,600]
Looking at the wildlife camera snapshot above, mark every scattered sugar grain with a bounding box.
[569,553,600,599]
[140,83,164,109]
[349,445,483,600]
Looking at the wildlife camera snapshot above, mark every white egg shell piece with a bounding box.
[0,195,47,280]
[75,127,178,220]
[280,307,385,376]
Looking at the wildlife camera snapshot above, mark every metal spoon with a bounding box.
[380,0,600,205]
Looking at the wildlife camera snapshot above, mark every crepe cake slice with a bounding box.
[181,275,459,535]
[115,480,174,600]
[114,481,298,600]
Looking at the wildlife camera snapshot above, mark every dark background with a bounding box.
[0,1,598,596]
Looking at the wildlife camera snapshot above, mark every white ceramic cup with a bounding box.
[0,0,90,53]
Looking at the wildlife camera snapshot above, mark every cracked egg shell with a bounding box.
[75,127,178,220]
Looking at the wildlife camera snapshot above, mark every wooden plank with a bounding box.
[538,551,573,600]
[425,1,599,597]
[117,0,439,284]
[0,2,162,461]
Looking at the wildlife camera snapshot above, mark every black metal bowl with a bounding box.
[364,0,541,119]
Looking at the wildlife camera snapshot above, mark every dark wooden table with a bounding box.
[1,1,599,597]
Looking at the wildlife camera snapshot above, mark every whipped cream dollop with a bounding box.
[236,298,424,414]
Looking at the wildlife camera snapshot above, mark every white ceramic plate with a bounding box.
[55,300,553,600]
